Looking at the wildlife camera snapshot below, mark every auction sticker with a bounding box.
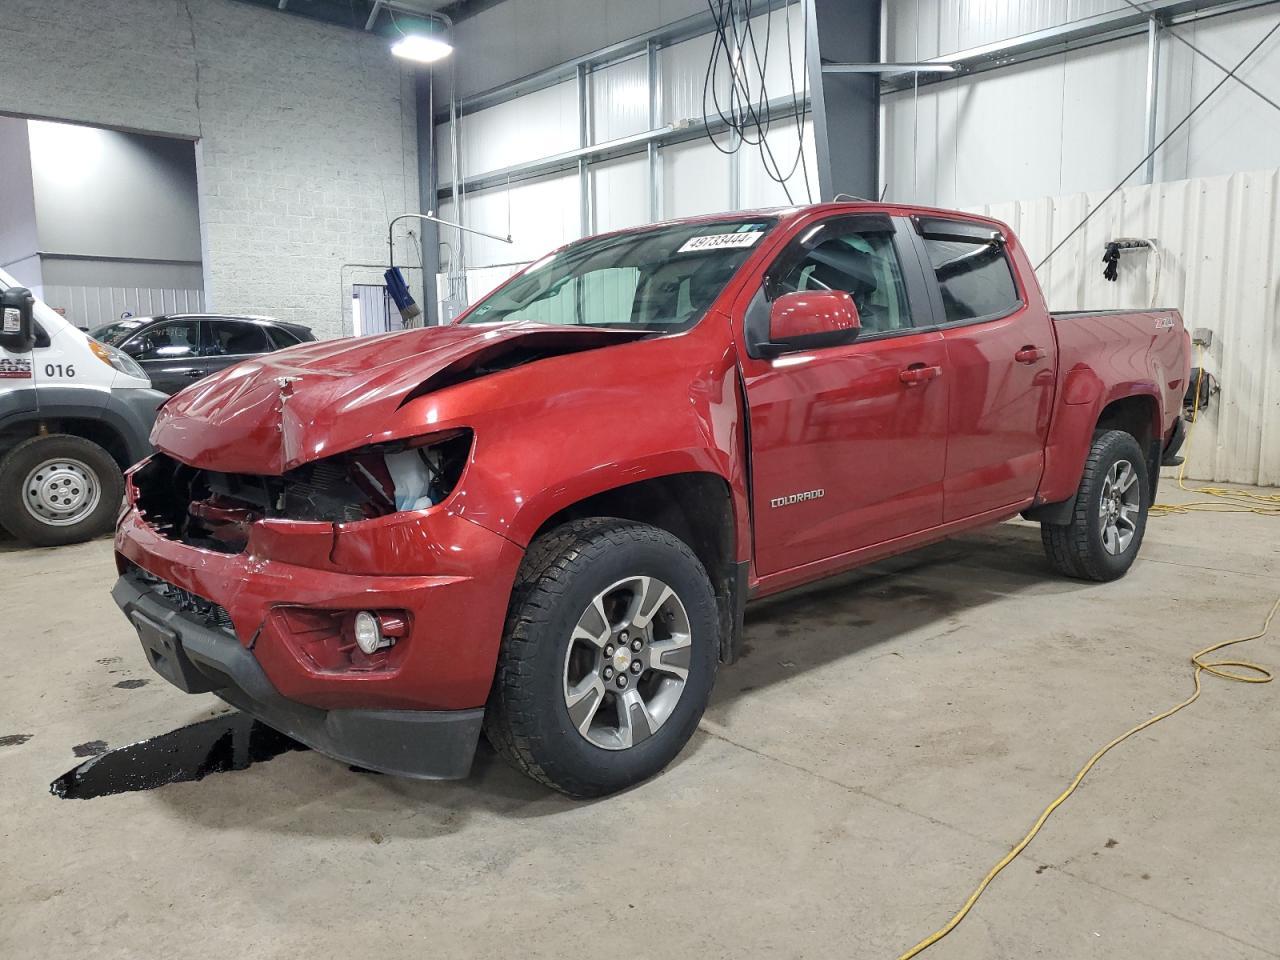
[677,231,764,254]
[0,358,32,379]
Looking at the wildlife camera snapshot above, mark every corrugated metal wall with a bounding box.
[969,167,1280,486]
[885,0,1127,60]
[882,4,1280,208]
[35,283,205,331]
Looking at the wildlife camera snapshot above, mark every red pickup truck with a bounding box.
[112,203,1190,796]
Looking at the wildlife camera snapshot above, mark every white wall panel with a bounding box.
[591,155,650,232]
[968,168,1280,486]
[591,55,650,143]
[459,172,578,267]
[663,138,733,216]
[663,31,721,126]
[739,116,819,208]
[440,80,579,182]
[1179,6,1280,179]
[886,0,1128,61]
[883,9,1280,207]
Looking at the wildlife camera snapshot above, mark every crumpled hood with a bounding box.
[151,323,646,474]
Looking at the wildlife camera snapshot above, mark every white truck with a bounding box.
[0,269,166,546]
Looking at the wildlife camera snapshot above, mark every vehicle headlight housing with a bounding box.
[89,339,148,382]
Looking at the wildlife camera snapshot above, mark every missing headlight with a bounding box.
[134,430,473,552]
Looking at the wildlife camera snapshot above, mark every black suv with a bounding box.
[91,314,316,395]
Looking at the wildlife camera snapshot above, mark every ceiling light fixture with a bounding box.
[391,33,453,63]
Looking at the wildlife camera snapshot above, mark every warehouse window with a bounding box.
[920,234,1020,324]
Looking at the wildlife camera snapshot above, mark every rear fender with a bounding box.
[1034,382,1162,509]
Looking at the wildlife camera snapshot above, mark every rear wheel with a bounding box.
[0,434,123,547]
[1040,429,1149,582]
[485,518,719,797]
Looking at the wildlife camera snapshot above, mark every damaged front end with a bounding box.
[132,429,472,554]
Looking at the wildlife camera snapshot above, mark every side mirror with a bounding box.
[759,290,861,358]
[0,286,36,354]
[123,337,150,358]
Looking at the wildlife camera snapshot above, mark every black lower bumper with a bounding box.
[111,575,483,780]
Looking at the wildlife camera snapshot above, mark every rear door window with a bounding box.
[918,227,1021,324]
[266,326,302,350]
[204,320,271,357]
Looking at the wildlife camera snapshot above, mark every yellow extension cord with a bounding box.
[898,351,1278,959]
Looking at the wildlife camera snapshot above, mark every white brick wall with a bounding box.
[0,0,419,339]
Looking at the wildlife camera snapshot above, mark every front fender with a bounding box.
[446,330,750,556]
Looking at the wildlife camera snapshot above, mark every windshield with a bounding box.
[461,218,776,332]
[91,319,150,346]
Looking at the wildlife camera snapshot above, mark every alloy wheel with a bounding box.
[562,575,693,750]
[1098,458,1140,555]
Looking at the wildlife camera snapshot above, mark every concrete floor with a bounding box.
[2,484,1278,960]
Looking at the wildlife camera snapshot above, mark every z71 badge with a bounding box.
[0,357,32,380]
[770,489,825,508]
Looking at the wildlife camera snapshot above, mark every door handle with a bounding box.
[899,363,942,386]
[184,369,205,378]
[1015,345,1047,364]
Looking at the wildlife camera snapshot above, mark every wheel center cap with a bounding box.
[38,471,84,511]
[612,648,631,673]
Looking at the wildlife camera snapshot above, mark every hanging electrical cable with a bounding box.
[701,0,813,204]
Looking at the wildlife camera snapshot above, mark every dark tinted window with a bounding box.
[130,320,200,360]
[92,319,148,346]
[266,326,302,349]
[773,227,911,335]
[205,320,270,356]
[921,234,1020,323]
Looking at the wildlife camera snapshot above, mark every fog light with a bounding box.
[353,611,384,655]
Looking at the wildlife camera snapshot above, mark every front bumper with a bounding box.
[113,572,484,779]
[114,506,524,711]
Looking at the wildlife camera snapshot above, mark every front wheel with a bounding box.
[1040,429,1150,582]
[485,518,719,797]
[0,434,124,547]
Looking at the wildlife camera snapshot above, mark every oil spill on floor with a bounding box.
[51,713,307,800]
[1,733,33,747]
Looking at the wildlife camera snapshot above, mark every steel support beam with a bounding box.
[414,70,440,326]
[576,63,592,236]
[647,39,662,223]
[806,0,880,202]
[823,62,958,74]
[1143,16,1162,184]
[881,0,1280,92]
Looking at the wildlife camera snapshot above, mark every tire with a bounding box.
[1041,429,1150,582]
[485,518,720,798]
[0,434,124,547]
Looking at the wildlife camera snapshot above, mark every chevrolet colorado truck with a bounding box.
[111,203,1191,797]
